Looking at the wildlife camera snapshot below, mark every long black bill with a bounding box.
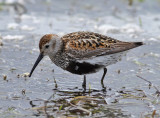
[29,53,44,77]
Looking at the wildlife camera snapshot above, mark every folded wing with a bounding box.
[62,32,143,61]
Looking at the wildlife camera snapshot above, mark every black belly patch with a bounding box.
[65,61,104,75]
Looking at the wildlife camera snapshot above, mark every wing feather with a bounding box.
[61,31,142,60]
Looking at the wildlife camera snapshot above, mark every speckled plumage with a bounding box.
[29,31,143,89]
[61,32,142,59]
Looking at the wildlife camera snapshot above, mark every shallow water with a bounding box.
[0,0,160,117]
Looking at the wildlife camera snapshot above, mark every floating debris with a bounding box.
[136,75,160,95]
[9,68,16,72]
[117,69,121,74]
[59,104,63,111]
[144,110,160,118]
[89,83,91,93]
[22,89,26,95]
[152,110,156,118]
[3,75,7,80]
[17,74,20,78]
[133,60,145,66]
[21,72,30,77]
[54,78,58,89]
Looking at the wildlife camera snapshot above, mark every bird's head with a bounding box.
[29,34,60,77]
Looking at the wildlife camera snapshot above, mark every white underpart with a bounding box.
[77,51,126,66]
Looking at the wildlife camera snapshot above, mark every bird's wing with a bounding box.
[61,31,142,60]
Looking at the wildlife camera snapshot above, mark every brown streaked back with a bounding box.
[61,31,143,59]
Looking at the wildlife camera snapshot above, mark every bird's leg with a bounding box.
[82,75,86,90]
[101,68,107,89]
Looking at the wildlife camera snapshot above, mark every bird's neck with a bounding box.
[49,38,63,57]
[48,38,70,69]
[55,37,63,52]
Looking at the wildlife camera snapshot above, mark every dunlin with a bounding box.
[29,31,143,89]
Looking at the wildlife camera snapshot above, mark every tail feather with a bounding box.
[133,42,143,47]
[123,41,143,51]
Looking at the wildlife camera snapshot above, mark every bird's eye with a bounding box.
[45,45,49,49]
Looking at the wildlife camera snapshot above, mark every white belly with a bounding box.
[77,51,126,66]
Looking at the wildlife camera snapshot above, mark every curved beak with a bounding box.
[29,53,44,77]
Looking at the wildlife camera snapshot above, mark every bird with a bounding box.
[29,31,143,90]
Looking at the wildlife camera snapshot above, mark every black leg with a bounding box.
[82,75,86,90]
[101,68,107,89]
